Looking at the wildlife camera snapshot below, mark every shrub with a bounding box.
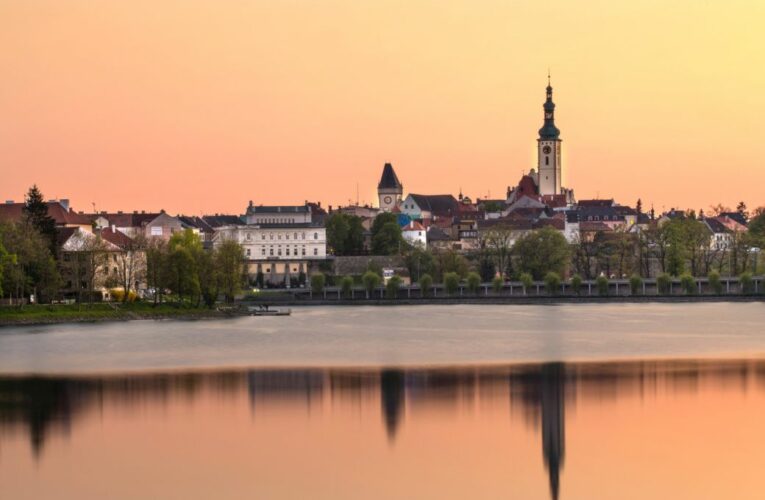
[310,273,325,295]
[385,275,402,299]
[362,271,381,298]
[596,275,609,296]
[466,272,481,295]
[109,289,137,302]
[680,273,696,295]
[544,272,560,296]
[708,270,723,294]
[492,275,504,294]
[443,272,460,296]
[340,276,354,298]
[570,274,582,295]
[629,274,643,295]
[657,273,672,295]
[740,272,754,294]
[519,273,534,295]
[418,273,433,297]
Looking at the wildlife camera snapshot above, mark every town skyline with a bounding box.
[2,1,763,214]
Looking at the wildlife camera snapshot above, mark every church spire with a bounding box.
[539,76,561,140]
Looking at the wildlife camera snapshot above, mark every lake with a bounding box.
[1,303,765,499]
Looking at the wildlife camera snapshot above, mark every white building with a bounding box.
[401,220,427,248]
[213,203,327,287]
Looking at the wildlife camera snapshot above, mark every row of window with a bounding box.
[245,232,320,241]
[245,247,319,257]
[255,218,298,224]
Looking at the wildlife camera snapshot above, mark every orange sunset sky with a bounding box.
[1,0,763,215]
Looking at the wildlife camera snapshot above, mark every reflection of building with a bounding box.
[541,363,566,500]
[380,370,406,441]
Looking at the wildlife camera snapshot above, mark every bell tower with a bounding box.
[537,75,562,196]
[377,162,403,212]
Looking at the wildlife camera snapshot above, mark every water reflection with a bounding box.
[2,359,765,499]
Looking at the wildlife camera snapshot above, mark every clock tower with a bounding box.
[377,162,403,212]
[537,76,562,196]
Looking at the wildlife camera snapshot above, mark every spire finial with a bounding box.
[547,68,551,86]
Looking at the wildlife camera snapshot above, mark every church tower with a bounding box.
[377,162,403,212]
[537,76,562,196]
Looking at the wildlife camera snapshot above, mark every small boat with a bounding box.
[248,305,291,316]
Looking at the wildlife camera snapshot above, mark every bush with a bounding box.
[310,273,325,295]
[519,273,533,295]
[385,275,402,299]
[708,270,723,294]
[544,272,560,296]
[596,275,609,296]
[419,273,433,297]
[740,272,754,294]
[680,273,696,295]
[109,289,137,302]
[466,272,481,295]
[492,275,504,294]
[629,274,643,295]
[340,276,354,298]
[362,271,381,298]
[657,273,672,295]
[570,274,582,295]
[443,272,460,296]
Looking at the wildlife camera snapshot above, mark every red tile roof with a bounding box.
[0,201,92,226]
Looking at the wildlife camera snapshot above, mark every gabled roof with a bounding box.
[378,163,403,190]
[246,205,309,215]
[202,215,244,227]
[704,217,730,234]
[426,226,452,242]
[578,199,615,208]
[408,194,459,216]
[402,220,426,232]
[719,212,748,226]
[0,201,92,226]
[99,227,134,248]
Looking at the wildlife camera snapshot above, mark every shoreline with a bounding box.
[2,295,763,327]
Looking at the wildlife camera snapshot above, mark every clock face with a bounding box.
[383,196,392,204]
[542,146,552,154]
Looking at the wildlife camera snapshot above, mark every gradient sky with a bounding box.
[1,0,763,215]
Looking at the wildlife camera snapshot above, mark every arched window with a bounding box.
[545,156,549,166]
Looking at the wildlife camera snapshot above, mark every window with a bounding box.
[151,226,163,236]
[314,232,318,240]
[262,248,266,255]
[294,233,298,239]
[313,248,318,255]
[302,247,306,255]
[261,234,265,240]
[269,248,274,256]
[302,232,305,239]
[246,249,251,256]
[286,248,290,256]
[545,156,549,166]
[277,249,282,256]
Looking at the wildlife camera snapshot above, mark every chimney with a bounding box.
[5,200,13,204]
[117,210,123,214]
[133,210,138,214]
[111,224,116,232]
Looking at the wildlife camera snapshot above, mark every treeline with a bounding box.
[145,231,246,306]
[0,185,247,306]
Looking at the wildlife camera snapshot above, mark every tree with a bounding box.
[196,249,220,307]
[311,273,325,295]
[326,213,365,256]
[708,270,723,294]
[146,238,170,305]
[596,275,609,296]
[492,275,504,294]
[340,276,354,298]
[680,273,696,295]
[113,234,147,303]
[513,227,570,280]
[405,247,435,283]
[466,272,481,295]
[0,221,61,303]
[434,249,468,281]
[443,272,459,295]
[216,239,245,303]
[482,224,514,278]
[22,185,57,254]
[372,222,404,255]
[544,272,560,295]
[519,272,533,295]
[0,240,12,298]
[168,229,204,304]
[629,274,643,295]
[362,271,381,298]
[736,201,749,222]
[385,275,401,299]
[570,274,583,295]
[418,273,433,297]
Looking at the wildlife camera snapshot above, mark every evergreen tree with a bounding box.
[23,185,57,254]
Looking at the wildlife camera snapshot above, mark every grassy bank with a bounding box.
[0,303,236,326]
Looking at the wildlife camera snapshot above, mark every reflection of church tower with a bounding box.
[537,76,562,196]
[541,363,566,500]
[377,163,403,212]
[380,369,405,441]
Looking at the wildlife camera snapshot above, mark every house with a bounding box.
[0,199,92,230]
[213,203,327,287]
[703,215,747,251]
[426,226,453,251]
[401,220,427,248]
[399,194,460,222]
[91,211,184,240]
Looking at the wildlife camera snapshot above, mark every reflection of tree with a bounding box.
[380,370,405,441]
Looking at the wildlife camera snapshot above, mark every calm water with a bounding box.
[2,304,765,499]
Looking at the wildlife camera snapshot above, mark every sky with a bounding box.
[1,0,763,215]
